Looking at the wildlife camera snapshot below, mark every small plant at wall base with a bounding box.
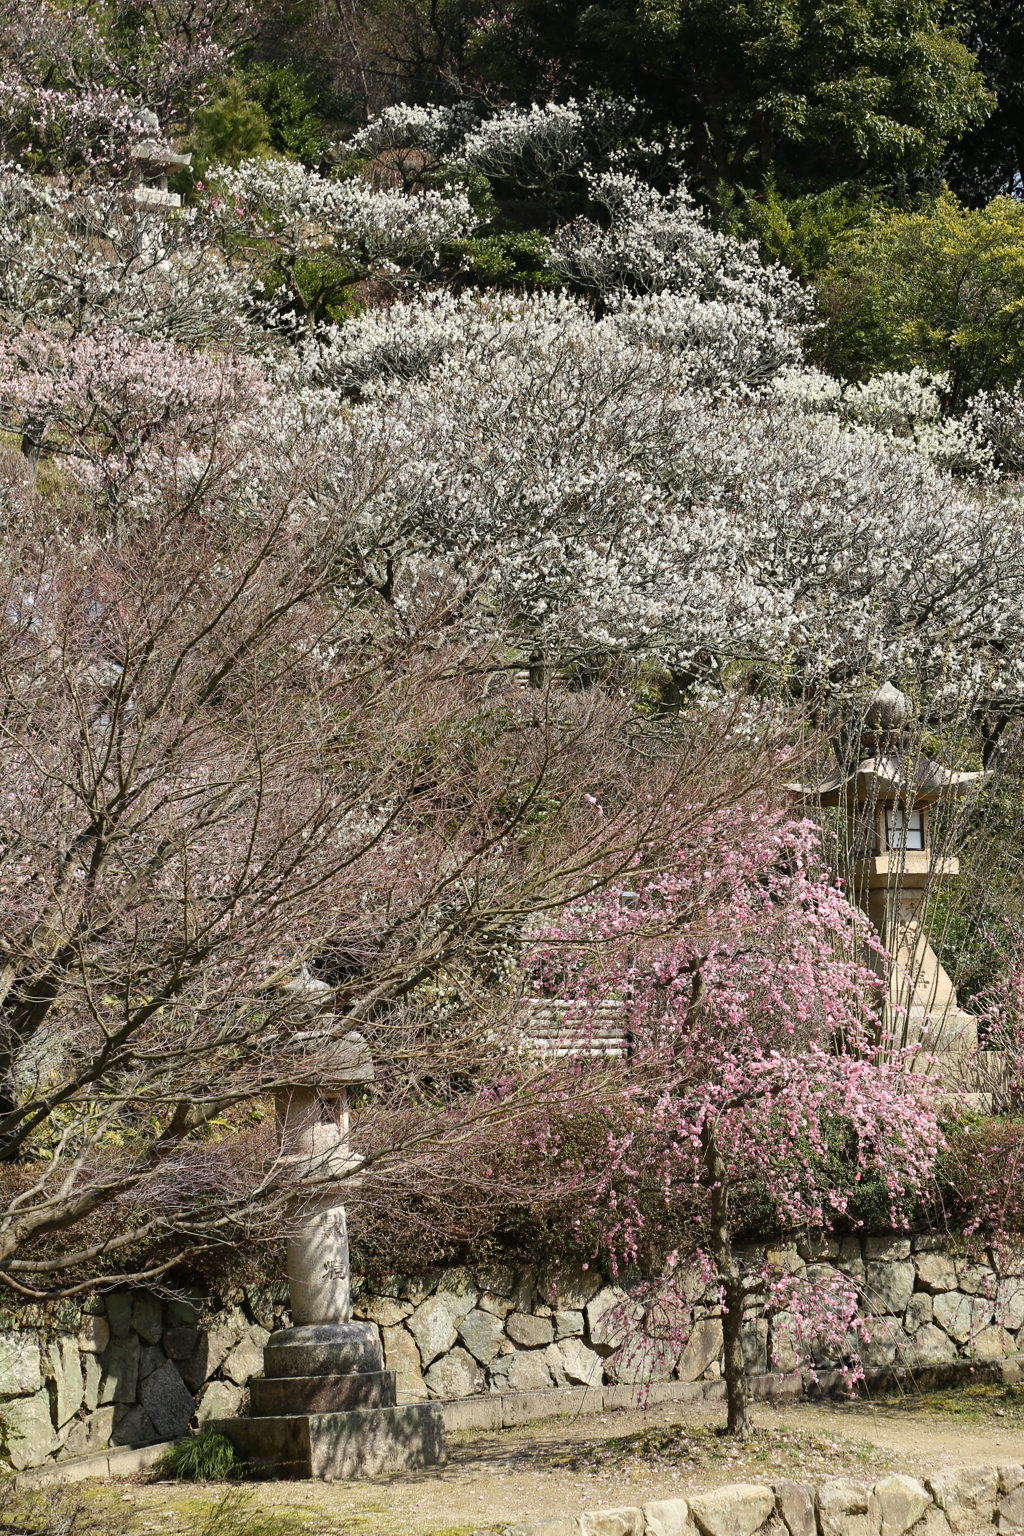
[161,1430,243,1481]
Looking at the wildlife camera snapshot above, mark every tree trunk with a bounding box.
[701,1120,752,1438]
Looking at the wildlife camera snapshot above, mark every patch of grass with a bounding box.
[160,1432,244,1483]
[542,1423,893,1481]
[872,1382,1024,1421]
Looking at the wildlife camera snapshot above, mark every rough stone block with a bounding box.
[859,1318,904,1370]
[587,1288,637,1352]
[105,1294,133,1338]
[197,1380,244,1425]
[580,1507,643,1536]
[643,1498,693,1536]
[797,1236,840,1261]
[609,1332,677,1385]
[678,1319,723,1383]
[216,1402,447,1479]
[689,1484,775,1536]
[458,1308,505,1364]
[555,1336,604,1387]
[915,1255,958,1294]
[407,1296,459,1367]
[222,1326,269,1386]
[774,1481,816,1536]
[131,1294,163,1344]
[138,1359,196,1439]
[537,1264,605,1311]
[205,1307,250,1374]
[0,1333,42,1395]
[996,1281,1024,1333]
[973,1326,1015,1361]
[904,1295,933,1333]
[926,1466,999,1533]
[865,1262,915,1316]
[163,1325,199,1361]
[356,1296,413,1327]
[508,1313,555,1348]
[111,1404,159,1447]
[77,1316,110,1355]
[82,1352,102,1411]
[933,1293,992,1345]
[997,1486,1024,1532]
[837,1240,865,1281]
[817,1480,879,1536]
[1000,1469,1024,1495]
[59,1405,115,1462]
[504,1350,554,1392]
[907,1326,957,1367]
[424,1346,484,1399]
[873,1476,930,1536]
[956,1264,997,1298]
[99,1334,140,1405]
[139,1343,166,1380]
[47,1336,84,1427]
[479,1292,516,1319]
[166,1298,202,1327]
[556,1310,585,1339]
[864,1239,912,1262]
[382,1324,429,1403]
[3,1389,57,1471]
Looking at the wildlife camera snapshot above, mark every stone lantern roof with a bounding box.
[269,969,374,1089]
[791,684,987,808]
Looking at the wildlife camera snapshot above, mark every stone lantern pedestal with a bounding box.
[214,1019,446,1477]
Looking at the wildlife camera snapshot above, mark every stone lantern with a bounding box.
[214,975,446,1478]
[128,110,192,209]
[796,684,986,1060]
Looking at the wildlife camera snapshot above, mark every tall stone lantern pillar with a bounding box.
[795,684,989,1075]
[214,977,447,1478]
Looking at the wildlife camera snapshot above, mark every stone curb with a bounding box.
[17,1439,174,1486]
[497,1462,1024,1536]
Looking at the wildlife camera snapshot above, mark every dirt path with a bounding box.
[68,1389,1024,1536]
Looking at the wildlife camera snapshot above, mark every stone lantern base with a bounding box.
[213,1324,447,1479]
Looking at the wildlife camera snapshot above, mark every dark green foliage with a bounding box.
[944,0,1024,203]
[469,0,993,200]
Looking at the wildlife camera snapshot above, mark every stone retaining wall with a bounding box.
[4,1235,1024,1473]
[502,1462,1024,1536]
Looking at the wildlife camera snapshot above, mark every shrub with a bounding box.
[161,1431,243,1482]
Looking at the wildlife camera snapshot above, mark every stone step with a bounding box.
[262,1323,383,1380]
[249,1370,396,1416]
[213,1403,446,1479]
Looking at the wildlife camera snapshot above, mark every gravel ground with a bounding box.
[26,1385,1024,1536]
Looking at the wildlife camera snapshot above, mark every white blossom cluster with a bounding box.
[549,172,807,315]
[773,366,998,476]
[344,102,479,162]
[0,160,246,342]
[215,157,475,276]
[297,285,802,396]
[266,308,1024,700]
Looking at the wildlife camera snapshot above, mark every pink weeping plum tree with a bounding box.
[529,808,944,1437]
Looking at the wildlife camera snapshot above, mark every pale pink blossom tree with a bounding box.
[530,810,944,1435]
